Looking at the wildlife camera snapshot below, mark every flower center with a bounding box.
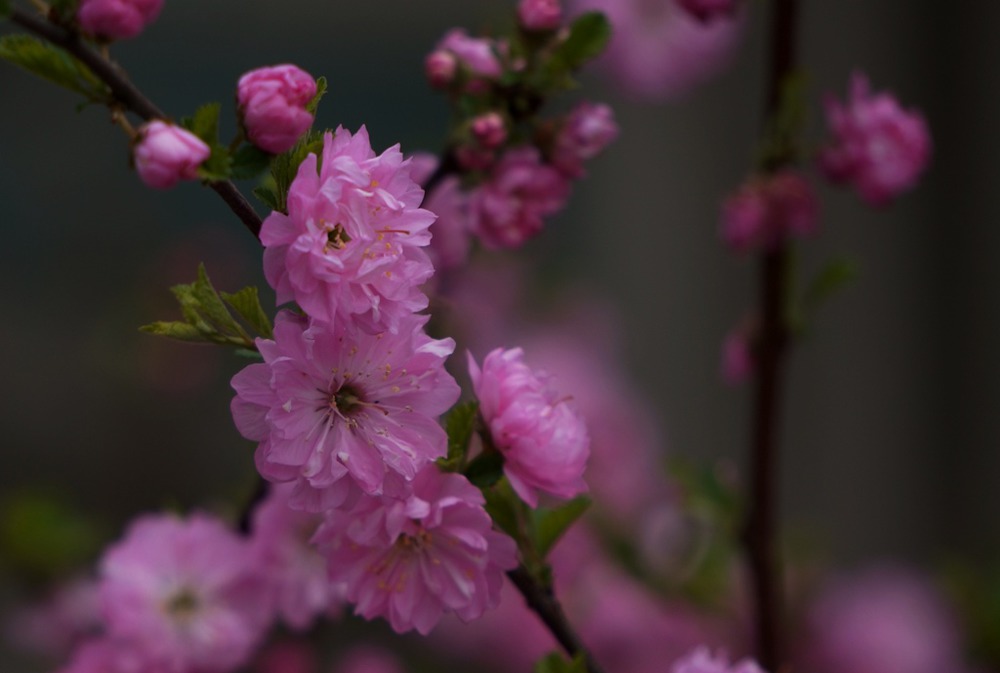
[330,384,363,415]
[164,587,200,620]
[324,223,351,252]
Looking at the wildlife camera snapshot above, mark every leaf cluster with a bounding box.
[0,34,110,105]
[140,263,272,351]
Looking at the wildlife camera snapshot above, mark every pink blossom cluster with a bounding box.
[720,170,818,253]
[819,73,931,206]
[228,125,521,636]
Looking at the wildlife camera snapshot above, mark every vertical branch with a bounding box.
[744,0,799,668]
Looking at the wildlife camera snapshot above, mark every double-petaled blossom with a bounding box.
[231,311,460,512]
[260,126,436,333]
[818,73,931,206]
[551,102,619,178]
[76,0,163,40]
[314,467,517,635]
[249,483,341,630]
[472,147,571,249]
[238,65,317,155]
[469,347,589,507]
[133,121,211,190]
[720,170,818,253]
[98,513,272,673]
[569,0,744,101]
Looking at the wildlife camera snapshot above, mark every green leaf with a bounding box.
[188,264,248,338]
[534,652,587,673]
[184,103,221,145]
[270,130,324,213]
[306,75,327,115]
[483,480,524,541]
[139,320,212,343]
[557,12,611,67]
[439,401,479,471]
[231,144,272,180]
[801,257,858,314]
[464,449,504,488]
[0,34,108,102]
[252,184,281,212]
[532,496,591,559]
[221,285,273,339]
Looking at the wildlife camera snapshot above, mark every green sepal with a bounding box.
[0,34,109,102]
[220,285,273,339]
[464,448,505,488]
[534,652,587,673]
[231,144,272,180]
[531,496,591,559]
[306,76,327,115]
[437,401,479,472]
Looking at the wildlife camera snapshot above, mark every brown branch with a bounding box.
[8,6,263,239]
[743,0,799,669]
[507,566,606,673]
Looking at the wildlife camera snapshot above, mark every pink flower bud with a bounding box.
[133,121,210,190]
[424,50,457,88]
[551,101,619,177]
[720,170,818,253]
[76,0,163,40]
[518,0,562,31]
[676,0,738,22]
[818,72,931,206]
[237,65,317,155]
[436,29,503,79]
[471,112,507,149]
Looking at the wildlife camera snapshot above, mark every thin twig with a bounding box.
[743,0,800,668]
[507,566,606,673]
[8,6,263,239]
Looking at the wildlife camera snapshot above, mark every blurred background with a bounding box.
[0,0,997,671]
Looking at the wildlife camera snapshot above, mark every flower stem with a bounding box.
[8,6,264,239]
[743,0,800,668]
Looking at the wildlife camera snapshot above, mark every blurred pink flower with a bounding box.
[57,638,169,673]
[435,29,504,79]
[232,311,459,512]
[676,0,738,22]
[720,170,818,253]
[314,467,517,635]
[77,0,162,40]
[5,576,101,660]
[519,0,563,31]
[569,0,744,101]
[819,73,931,206]
[238,64,317,154]
[133,121,210,190]
[409,153,475,272]
[424,50,458,88]
[260,126,436,333]
[99,513,272,673]
[469,347,590,507]
[250,483,342,630]
[551,102,619,178]
[254,639,319,673]
[801,565,965,673]
[334,645,407,673]
[473,147,571,249]
[671,647,766,673]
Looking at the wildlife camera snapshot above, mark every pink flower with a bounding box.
[551,101,619,178]
[238,64,317,155]
[519,0,563,31]
[77,0,163,40]
[314,467,517,635]
[819,73,931,206]
[436,29,503,79]
[249,483,341,630]
[231,311,460,512]
[672,648,767,673]
[99,513,273,673]
[802,566,963,673]
[676,0,738,22]
[472,147,571,249]
[57,638,169,673]
[424,50,458,89]
[260,127,436,333]
[468,347,590,507]
[133,121,210,190]
[5,576,101,659]
[471,112,507,149]
[569,0,744,101]
[720,170,818,253]
[409,154,474,271]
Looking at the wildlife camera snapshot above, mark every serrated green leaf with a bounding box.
[221,286,273,339]
[189,264,248,339]
[270,130,325,213]
[464,449,504,488]
[802,257,858,314]
[231,144,272,180]
[252,184,281,212]
[439,401,479,471]
[532,496,591,559]
[185,102,221,144]
[139,320,211,343]
[534,652,587,673]
[0,34,108,101]
[306,76,327,115]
